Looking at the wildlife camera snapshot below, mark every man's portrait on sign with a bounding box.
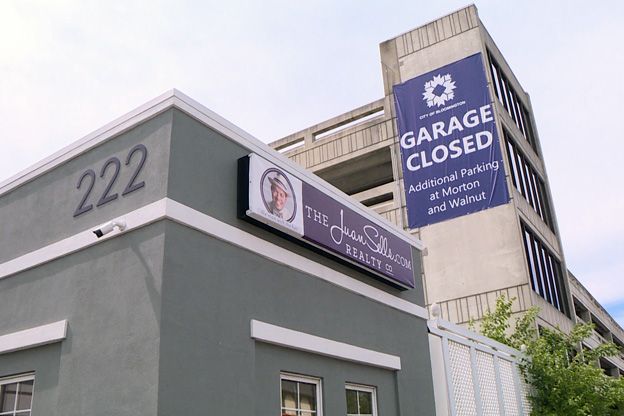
[261,168,297,223]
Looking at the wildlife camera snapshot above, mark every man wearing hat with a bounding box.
[268,173,291,220]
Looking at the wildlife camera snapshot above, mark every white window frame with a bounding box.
[0,373,35,416]
[280,372,322,416]
[345,383,377,416]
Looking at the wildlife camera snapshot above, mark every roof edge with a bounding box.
[0,89,424,250]
[0,89,179,196]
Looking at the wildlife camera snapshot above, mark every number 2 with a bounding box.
[73,169,96,217]
[73,144,148,217]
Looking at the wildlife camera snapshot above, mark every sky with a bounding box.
[1,1,623,328]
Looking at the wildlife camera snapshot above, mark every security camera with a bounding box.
[93,220,126,238]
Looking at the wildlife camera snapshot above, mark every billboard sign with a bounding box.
[301,182,416,288]
[241,153,416,289]
[393,53,509,228]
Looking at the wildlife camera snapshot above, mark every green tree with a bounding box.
[470,295,624,416]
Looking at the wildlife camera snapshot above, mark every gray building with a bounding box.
[270,5,624,377]
[0,91,437,414]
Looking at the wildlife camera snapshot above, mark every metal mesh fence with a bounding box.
[430,318,533,415]
[444,336,531,415]
[517,368,532,414]
[499,357,521,416]
[475,350,499,416]
[448,340,477,416]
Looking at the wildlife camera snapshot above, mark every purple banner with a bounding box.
[302,183,415,288]
[394,53,509,228]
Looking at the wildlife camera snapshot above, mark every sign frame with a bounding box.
[238,154,417,290]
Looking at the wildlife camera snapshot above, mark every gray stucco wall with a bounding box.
[0,100,435,415]
[156,109,434,414]
[0,223,165,415]
[0,109,173,264]
[166,108,425,306]
[254,344,399,414]
[157,221,435,415]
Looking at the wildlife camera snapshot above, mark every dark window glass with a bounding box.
[346,390,358,414]
[298,382,317,411]
[0,379,34,416]
[0,383,17,413]
[536,244,553,303]
[521,223,569,316]
[357,391,372,414]
[515,151,529,200]
[281,375,319,416]
[346,386,375,416]
[505,138,519,189]
[503,129,554,230]
[487,50,538,152]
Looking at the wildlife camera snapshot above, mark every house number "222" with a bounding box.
[73,144,148,217]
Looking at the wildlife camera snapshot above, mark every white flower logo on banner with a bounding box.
[422,74,456,107]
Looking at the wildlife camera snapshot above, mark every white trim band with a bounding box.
[0,320,68,355]
[0,198,428,320]
[0,199,167,279]
[251,320,401,370]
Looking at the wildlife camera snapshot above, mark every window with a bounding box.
[0,375,34,416]
[504,129,554,230]
[486,50,537,152]
[281,373,322,416]
[346,384,377,416]
[521,222,570,317]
